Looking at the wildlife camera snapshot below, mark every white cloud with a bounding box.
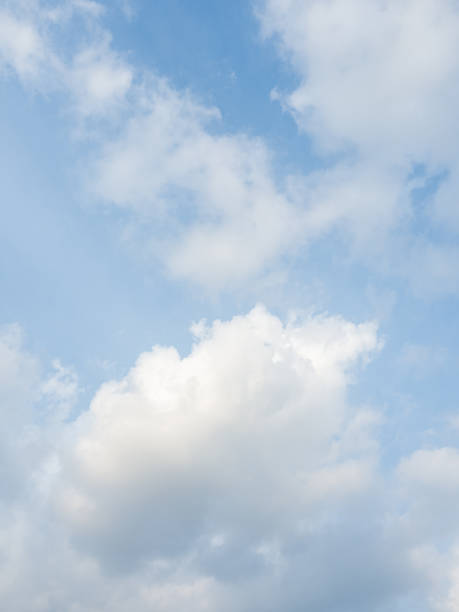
[398,447,459,538]
[55,305,380,570]
[0,1,133,115]
[41,359,79,422]
[0,0,427,291]
[2,3,459,610]
[0,324,41,501]
[2,310,459,610]
[287,160,410,251]
[0,9,48,83]
[67,34,133,116]
[0,308,385,611]
[257,0,459,293]
[6,0,459,292]
[399,447,459,493]
[89,80,415,289]
[258,0,459,165]
[0,2,313,291]
[0,324,39,418]
[396,448,459,610]
[45,0,106,23]
[0,325,79,504]
[91,81,306,288]
[3,0,459,293]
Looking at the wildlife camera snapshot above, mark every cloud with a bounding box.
[55,305,380,569]
[67,33,133,116]
[0,324,79,504]
[0,2,316,291]
[0,0,430,293]
[398,447,459,538]
[257,0,459,293]
[40,359,79,423]
[0,307,395,612]
[0,324,41,501]
[396,447,459,610]
[2,309,459,610]
[3,0,459,294]
[5,0,459,293]
[0,0,132,115]
[90,80,310,288]
[2,4,459,610]
[399,447,459,492]
[0,8,48,83]
[87,81,415,289]
[286,161,410,252]
[258,0,459,165]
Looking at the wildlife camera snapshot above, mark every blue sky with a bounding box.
[1,1,459,610]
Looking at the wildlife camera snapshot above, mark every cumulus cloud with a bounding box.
[257,0,459,292]
[55,305,380,569]
[0,307,391,610]
[0,0,429,292]
[0,2,310,290]
[90,80,311,288]
[258,0,459,165]
[6,0,459,292]
[3,3,459,610]
[1,309,459,610]
[4,0,459,294]
[86,79,413,288]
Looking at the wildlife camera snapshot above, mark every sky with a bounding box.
[1,1,459,610]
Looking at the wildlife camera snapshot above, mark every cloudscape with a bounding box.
[1,1,459,610]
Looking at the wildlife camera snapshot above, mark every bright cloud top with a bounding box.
[57,306,379,567]
[0,308,458,611]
